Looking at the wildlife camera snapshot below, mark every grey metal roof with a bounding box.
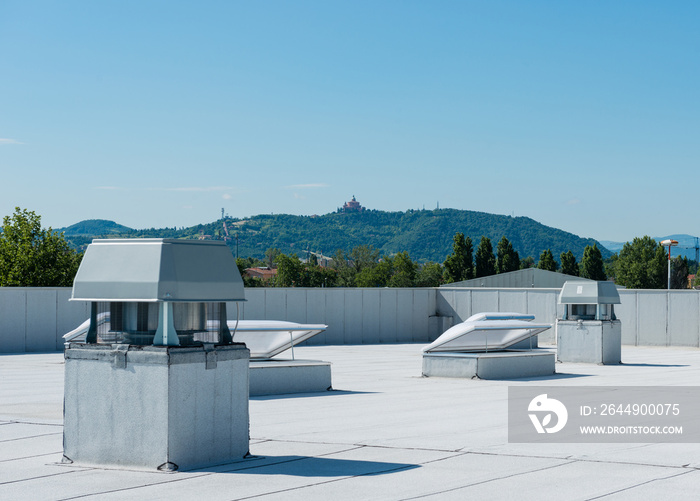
[558,280,621,305]
[442,268,591,288]
[71,239,245,302]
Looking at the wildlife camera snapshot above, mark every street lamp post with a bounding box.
[661,239,679,290]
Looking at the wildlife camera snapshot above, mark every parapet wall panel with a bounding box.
[343,289,363,344]
[285,289,308,324]
[411,289,433,343]
[239,288,264,319]
[526,290,559,344]
[306,289,328,345]
[617,290,638,345]
[264,289,287,321]
[25,289,57,353]
[4,286,700,353]
[436,288,472,323]
[498,291,528,316]
[669,293,700,347]
[0,288,27,353]
[471,290,499,317]
[636,292,669,346]
[362,289,382,344]
[323,289,347,345]
[396,290,415,343]
[378,289,398,343]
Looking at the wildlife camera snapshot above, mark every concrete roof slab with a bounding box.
[2,344,700,499]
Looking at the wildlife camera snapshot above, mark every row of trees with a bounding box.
[242,234,691,289]
[236,234,607,288]
[237,247,444,288]
[443,233,607,283]
[442,233,694,289]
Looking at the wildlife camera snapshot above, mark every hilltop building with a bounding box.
[339,195,365,213]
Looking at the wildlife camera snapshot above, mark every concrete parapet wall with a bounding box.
[2,286,700,353]
[616,289,700,347]
[0,287,89,353]
[235,287,436,346]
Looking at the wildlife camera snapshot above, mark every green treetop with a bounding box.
[496,236,520,274]
[443,232,474,283]
[0,207,82,287]
[475,236,496,278]
[613,236,665,288]
[537,249,557,272]
[560,250,579,276]
[581,243,607,281]
[389,251,417,287]
[671,255,689,289]
[415,262,444,287]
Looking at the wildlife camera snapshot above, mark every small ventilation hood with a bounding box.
[71,238,245,302]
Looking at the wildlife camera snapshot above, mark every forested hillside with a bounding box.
[62,209,608,263]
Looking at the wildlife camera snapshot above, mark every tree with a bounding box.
[355,257,392,287]
[671,255,689,289]
[580,243,607,281]
[0,207,82,287]
[520,256,535,269]
[300,262,338,287]
[265,247,281,269]
[346,245,383,287]
[560,250,579,276]
[330,249,355,286]
[613,237,664,288]
[388,251,417,287]
[273,253,303,286]
[604,255,616,281]
[496,236,520,274]
[273,252,339,287]
[474,236,496,278]
[415,262,444,287]
[443,232,473,283]
[350,245,381,273]
[537,249,557,272]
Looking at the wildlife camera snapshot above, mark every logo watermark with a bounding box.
[528,394,568,434]
[509,387,700,443]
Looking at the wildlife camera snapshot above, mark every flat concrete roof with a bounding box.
[2,344,700,499]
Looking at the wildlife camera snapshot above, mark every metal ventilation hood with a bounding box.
[558,280,620,305]
[71,239,245,302]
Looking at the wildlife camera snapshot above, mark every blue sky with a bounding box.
[1,1,698,242]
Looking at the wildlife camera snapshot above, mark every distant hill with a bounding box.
[59,220,135,250]
[601,234,699,262]
[598,241,623,253]
[64,209,610,263]
[60,219,134,236]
